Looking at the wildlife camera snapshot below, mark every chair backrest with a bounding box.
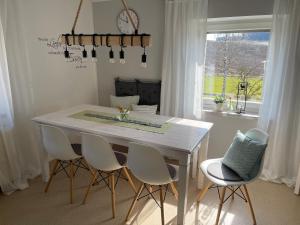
[245,128,269,180]
[81,133,121,171]
[128,142,172,185]
[41,125,79,161]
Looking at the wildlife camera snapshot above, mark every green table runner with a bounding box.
[69,110,171,134]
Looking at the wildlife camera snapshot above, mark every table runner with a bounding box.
[69,110,171,134]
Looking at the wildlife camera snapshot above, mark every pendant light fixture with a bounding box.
[119,35,126,64]
[60,0,151,66]
[141,48,147,68]
[91,34,98,62]
[140,35,147,68]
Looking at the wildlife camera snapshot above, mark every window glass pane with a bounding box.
[204,32,270,107]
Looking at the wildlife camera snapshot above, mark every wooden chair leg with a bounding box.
[69,160,74,204]
[110,172,116,218]
[243,185,257,225]
[44,160,59,193]
[196,181,213,202]
[159,185,165,225]
[170,182,178,201]
[231,186,235,200]
[82,169,97,204]
[123,167,137,193]
[125,183,144,222]
[215,186,226,225]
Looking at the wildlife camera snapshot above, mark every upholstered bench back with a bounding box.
[115,78,161,111]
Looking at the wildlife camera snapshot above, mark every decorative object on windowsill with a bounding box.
[214,95,226,112]
[117,106,130,121]
[227,96,235,112]
[61,0,151,66]
[236,81,248,114]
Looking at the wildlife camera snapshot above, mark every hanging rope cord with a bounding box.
[71,0,138,35]
[71,0,84,34]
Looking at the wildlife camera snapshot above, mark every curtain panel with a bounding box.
[0,0,46,194]
[160,0,208,119]
[258,0,300,187]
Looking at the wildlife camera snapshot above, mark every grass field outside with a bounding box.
[203,74,263,101]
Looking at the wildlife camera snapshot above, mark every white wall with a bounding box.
[93,0,164,106]
[16,0,99,114]
[91,0,267,157]
[203,112,258,158]
[208,0,274,18]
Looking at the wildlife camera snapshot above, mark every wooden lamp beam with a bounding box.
[61,0,151,47]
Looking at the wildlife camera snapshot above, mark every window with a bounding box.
[203,16,272,114]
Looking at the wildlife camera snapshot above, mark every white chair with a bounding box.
[41,125,89,204]
[125,142,179,225]
[196,128,269,225]
[81,133,137,218]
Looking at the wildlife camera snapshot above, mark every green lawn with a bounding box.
[203,75,263,101]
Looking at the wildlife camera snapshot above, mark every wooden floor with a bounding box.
[0,169,299,225]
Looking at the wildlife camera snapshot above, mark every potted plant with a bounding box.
[214,95,226,112]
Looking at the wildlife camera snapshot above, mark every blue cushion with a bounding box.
[222,130,267,181]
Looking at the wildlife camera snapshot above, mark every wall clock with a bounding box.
[117,9,139,34]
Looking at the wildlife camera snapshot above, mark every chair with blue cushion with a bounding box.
[196,128,269,225]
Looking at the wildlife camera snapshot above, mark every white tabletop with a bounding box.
[32,104,213,154]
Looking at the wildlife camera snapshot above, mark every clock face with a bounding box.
[117,9,139,34]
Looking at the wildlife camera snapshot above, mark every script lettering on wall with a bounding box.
[37,37,87,69]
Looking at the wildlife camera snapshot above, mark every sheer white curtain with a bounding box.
[160,0,207,119]
[0,0,46,194]
[258,0,300,187]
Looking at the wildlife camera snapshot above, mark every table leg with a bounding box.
[197,133,210,189]
[191,145,200,179]
[294,164,300,195]
[177,155,190,225]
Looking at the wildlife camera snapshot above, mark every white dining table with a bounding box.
[32,104,213,225]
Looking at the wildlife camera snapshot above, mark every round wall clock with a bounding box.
[117,9,139,34]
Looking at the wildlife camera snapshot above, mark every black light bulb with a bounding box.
[64,47,70,59]
[109,47,115,63]
[82,48,87,58]
[91,47,97,62]
[141,48,147,68]
[119,48,125,64]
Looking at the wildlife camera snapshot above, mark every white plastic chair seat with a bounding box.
[201,158,252,187]
[167,164,179,182]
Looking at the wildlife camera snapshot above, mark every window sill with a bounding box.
[203,109,259,120]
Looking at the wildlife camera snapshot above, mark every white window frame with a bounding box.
[203,15,272,115]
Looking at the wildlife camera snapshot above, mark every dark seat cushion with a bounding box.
[114,151,127,166]
[167,164,178,181]
[71,144,82,156]
[137,80,161,111]
[115,78,138,96]
[207,161,243,182]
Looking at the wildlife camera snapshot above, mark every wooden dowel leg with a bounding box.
[215,187,226,225]
[243,185,257,225]
[69,160,74,204]
[44,160,59,193]
[123,167,137,193]
[125,183,144,222]
[110,172,116,218]
[159,186,165,225]
[231,186,235,200]
[170,182,179,201]
[196,181,213,202]
[82,169,97,204]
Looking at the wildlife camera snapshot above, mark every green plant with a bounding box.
[214,95,226,104]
